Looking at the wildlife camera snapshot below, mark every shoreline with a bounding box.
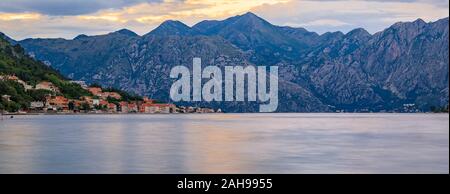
[1,112,448,116]
[1,112,219,116]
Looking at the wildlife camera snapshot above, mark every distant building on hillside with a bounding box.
[1,75,33,90]
[18,80,33,91]
[88,87,102,96]
[102,92,121,100]
[36,81,59,93]
[1,95,11,102]
[87,87,122,100]
[70,81,88,89]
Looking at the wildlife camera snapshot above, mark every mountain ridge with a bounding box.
[8,13,449,112]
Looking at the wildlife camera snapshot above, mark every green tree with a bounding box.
[28,89,52,106]
[80,102,91,113]
[68,101,75,110]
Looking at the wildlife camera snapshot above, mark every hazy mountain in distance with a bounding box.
[13,13,449,112]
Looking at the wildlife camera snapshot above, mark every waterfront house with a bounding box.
[139,103,152,113]
[119,101,128,113]
[93,99,108,111]
[178,106,187,113]
[107,103,117,113]
[128,103,138,113]
[142,103,176,114]
[143,97,155,104]
[30,101,44,109]
[100,100,108,106]
[201,108,215,113]
[187,106,195,113]
[47,96,69,110]
[92,99,100,106]
[158,104,176,114]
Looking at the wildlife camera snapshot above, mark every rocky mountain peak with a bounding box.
[390,18,428,31]
[346,28,371,37]
[115,29,139,37]
[73,34,89,40]
[232,12,272,27]
[161,20,189,28]
[239,12,261,20]
[319,31,345,42]
[413,18,426,25]
[148,20,194,36]
[345,28,372,41]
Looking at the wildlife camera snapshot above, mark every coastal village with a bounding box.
[0,74,219,114]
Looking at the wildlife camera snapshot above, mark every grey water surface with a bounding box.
[0,114,448,174]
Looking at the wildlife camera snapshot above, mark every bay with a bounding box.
[0,113,448,174]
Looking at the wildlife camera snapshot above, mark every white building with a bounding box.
[92,99,100,106]
[70,81,88,89]
[30,101,45,109]
[36,81,59,92]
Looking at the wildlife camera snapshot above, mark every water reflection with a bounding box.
[0,114,448,174]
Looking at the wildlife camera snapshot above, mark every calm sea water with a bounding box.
[0,113,448,174]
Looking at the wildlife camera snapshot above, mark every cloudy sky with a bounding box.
[1,0,448,40]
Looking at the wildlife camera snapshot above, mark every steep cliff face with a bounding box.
[15,13,449,112]
[363,18,450,107]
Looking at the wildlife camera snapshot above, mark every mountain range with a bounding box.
[3,12,449,112]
